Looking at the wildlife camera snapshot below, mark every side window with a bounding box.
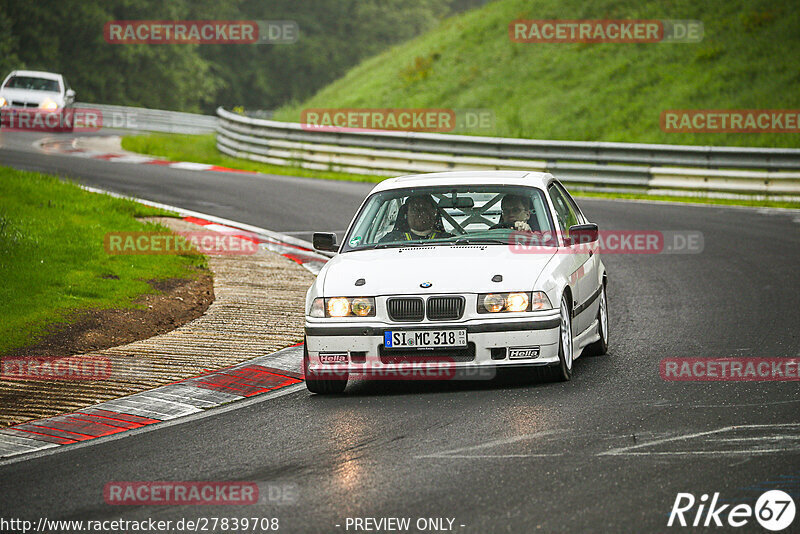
[547,183,580,236]
[553,182,584,224]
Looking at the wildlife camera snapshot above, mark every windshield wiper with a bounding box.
[371,241,447,249]
[451,237,508,245]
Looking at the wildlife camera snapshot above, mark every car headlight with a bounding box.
[482,293,506,313]
[351,297,374,317]
[477,291,551,313]
[327,297,351,317]
[506,292,529,312]
[309,297,376,318]
[0,97,6,108]
[39,98,58,110]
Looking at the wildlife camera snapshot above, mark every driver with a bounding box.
[490,194,538,232]
[380,194,453,242]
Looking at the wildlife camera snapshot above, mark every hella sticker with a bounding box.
[319,353,348,364]
[508,347,540,359]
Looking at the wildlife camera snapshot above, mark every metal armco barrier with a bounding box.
[80,102,217,134]
[216,107,800,198]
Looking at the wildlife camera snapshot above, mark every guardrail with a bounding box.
[79,102,216,134]
[215,107,800,198]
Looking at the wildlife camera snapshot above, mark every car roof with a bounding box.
[5,70,63,80]
[370,171,553,193]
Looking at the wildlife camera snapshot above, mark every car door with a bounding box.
[546,181,596,335]
[557,182,601,331]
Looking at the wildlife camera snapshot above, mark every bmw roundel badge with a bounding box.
[420,282,432,288]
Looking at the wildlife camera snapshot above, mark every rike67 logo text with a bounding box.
[668,490,795,531]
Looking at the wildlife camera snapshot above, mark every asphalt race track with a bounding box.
[1,131,799,532]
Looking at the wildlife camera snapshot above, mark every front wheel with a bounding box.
[584,284,608,356]
[303,338,348,394]
[533,295,573,382]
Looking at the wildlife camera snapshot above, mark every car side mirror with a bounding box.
[567,223,599,245]
[65,89,75,100]
[313,232,338,252]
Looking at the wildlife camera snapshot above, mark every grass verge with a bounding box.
[0,166,207,354]
[122,133,800,209]
[273,0,800,148]
[121,133,381,183]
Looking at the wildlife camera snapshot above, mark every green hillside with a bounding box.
[274,0,800,147]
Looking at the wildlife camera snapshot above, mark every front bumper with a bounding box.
[305,313,561,378]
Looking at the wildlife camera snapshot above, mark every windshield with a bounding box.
[3,76,60,92]
[341,185,555,252]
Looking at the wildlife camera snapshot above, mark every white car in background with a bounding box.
[304,171,609,394]
[0,70,76,130]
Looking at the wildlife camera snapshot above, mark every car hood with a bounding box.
[0,88,61,105]
[320,245,556,296]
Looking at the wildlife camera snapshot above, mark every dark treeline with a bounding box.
[0,0,488,113]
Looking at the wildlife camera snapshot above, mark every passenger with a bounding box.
[380,194,453,242]
[490,194,538,232]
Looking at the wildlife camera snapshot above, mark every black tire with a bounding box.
[532,295,573,382]
[583,284,608,357]
[303,338,348,394]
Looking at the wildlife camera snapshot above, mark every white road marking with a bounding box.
[201,223,254,234]
[416,430,561,458]
[608,449,795,456]
[688,399,800,408]
[169,161,214,171]
[0,432,59,458]
[107,154,155,163]
[711,436,800,443]
[599,423,800,457]
[92,395,203,421]
[423,453,565,459]
[67,150,104,158]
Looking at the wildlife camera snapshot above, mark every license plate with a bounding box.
[384,329,467,349]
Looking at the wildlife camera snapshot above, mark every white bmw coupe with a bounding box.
[304,171,608,393]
